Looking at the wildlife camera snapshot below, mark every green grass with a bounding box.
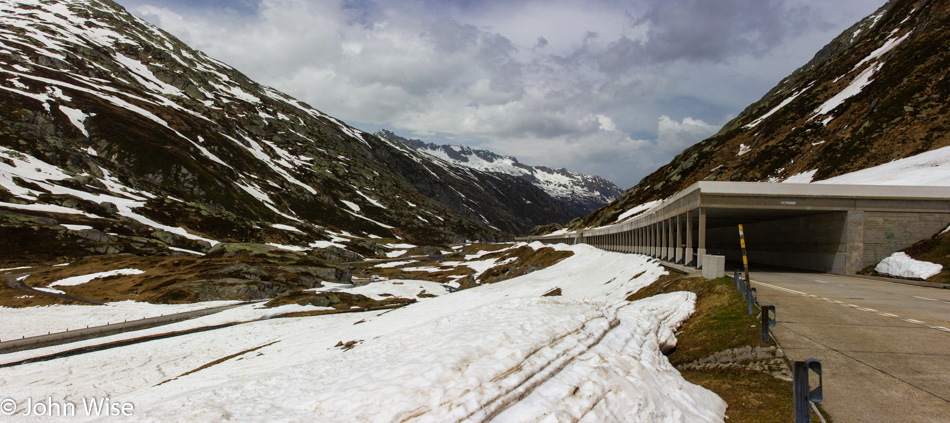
[628,274,830,422]
[656,276,766,365]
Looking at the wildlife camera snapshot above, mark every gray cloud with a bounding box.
[121,0,885,188]
[638,0,819,63]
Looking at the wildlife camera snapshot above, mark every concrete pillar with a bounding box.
[698,208,707,269]
[843,211,865,274]
[675,215,683,264]
[667,218,675,261]
[633,228,640,254]
[637,227,642,255]
[659,220,666,260]
[685,210,694,266]
[648,225,654,257]
[653,223,659,258]
[639,227,644,254]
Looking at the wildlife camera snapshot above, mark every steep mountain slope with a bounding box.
[377,129,623,216]
[576,0,950,228]
[368,134,578,235]
[0,0,548,264]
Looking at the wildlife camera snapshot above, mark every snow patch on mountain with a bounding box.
[376,130,623,210]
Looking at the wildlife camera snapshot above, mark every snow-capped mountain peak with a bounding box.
[376,130,623,216]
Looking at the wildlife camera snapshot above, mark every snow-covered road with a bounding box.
[0,243,727,422]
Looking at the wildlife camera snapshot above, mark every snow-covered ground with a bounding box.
[0,243,726,422]
[782,144,950,186]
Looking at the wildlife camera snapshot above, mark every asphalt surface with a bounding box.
[751,271,950,423]
[0,302,250,354]
[2,272,105,305]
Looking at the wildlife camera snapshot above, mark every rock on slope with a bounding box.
[576,0,950,228]
[0,0,572,264]
[377,129,623,217]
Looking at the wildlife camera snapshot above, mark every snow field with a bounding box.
[0,243,726,422]
[308,279,450,301]
[47,269,145,288]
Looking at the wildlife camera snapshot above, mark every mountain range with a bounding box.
[375,129,622,217]
[0,0,608,267]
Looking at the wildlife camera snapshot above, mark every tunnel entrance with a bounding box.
[525,182,950,275]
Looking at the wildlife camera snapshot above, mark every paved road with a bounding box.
[3,272,105,305]
[0,300,251,354]
[751,272,950,423]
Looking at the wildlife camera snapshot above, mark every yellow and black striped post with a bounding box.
[739,224,750,286]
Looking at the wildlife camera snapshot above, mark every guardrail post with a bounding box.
[793,359,823,423]
[734,270,741,292]
[761,305,775,344]
[747,287,757,315]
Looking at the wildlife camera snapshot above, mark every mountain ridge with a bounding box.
[0,0,551,266]
[375,129,623,217]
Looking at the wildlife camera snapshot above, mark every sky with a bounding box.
[116,0,885,189]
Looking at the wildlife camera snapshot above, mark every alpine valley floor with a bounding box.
[0,242,727,422]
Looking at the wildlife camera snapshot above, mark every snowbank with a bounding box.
[875,252,943,280]
[0,245,726,422]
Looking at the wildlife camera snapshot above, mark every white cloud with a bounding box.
[656,115,718,155]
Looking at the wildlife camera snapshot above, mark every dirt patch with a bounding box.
[0,252,350,306]
[477,246,573,284]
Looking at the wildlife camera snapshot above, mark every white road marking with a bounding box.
[878,312,898,318]
[753,281,808,296]
[933,326,950,332]
[858,307,877,312]
[904,319,925,324]
[814,279,830,284]
[914,296,938,302]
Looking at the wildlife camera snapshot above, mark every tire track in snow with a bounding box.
[407,306,623,422]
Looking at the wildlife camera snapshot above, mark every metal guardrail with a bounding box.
[794,359,823,423]
[761,305,776,344]
[734,269,823,422]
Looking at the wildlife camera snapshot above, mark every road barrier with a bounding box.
[761,305,776,344]
[793,359,823,423]
[734,269,824,422]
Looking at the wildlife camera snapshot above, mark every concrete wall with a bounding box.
[861,212,950,269]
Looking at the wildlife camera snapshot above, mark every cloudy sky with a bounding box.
[117,0,885,188]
